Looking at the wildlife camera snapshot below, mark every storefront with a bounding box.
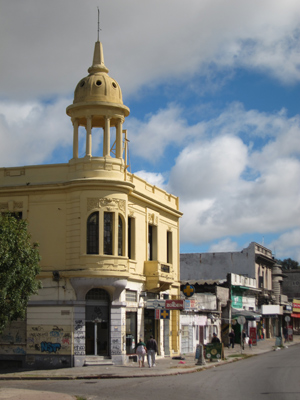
[231,308,261,344]
[291,299,300,334]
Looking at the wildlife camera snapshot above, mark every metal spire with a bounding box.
[97,7,101,42]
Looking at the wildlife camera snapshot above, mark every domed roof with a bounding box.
[73,41,124,106]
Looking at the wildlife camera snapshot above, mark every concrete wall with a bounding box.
[180,244,256,281]
[282,270,300,301]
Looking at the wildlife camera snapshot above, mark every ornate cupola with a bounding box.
[66,40,130,179]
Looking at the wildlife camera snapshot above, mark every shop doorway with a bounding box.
[85,288,110,356]
[144,309,155,344]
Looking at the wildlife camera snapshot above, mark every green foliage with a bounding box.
[0,213,41,333]
[278,258,299,270]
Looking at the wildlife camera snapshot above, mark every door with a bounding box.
[85,289,110,356]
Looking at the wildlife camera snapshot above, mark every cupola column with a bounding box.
[116,118,124,159]
[86,116,92,157]
[104,116,111,157]
[72,119,79,159]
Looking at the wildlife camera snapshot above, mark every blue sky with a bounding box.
[0,0,299,262]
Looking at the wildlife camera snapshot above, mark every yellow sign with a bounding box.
[293,299,300,313]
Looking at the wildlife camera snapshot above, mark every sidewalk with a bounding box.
[1,336,299,400]
[1,336,299,380]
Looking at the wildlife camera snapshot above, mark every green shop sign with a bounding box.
[232,295,243,308]
[204,343,223,360]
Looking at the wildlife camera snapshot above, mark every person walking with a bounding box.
[136,338,147,368]
[146,335,158,368]
[211,333,220,343]
[248,337,253,349]
[229,329,235,349]
[241,329,246,350]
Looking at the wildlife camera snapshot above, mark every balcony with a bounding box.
[144,261,174,292]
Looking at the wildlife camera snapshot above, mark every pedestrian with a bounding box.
[249,337,252,349]
[211,333,220,343]
[242,329,246,350]
[146,335,158,368]
[136,338,147,368]
[229,329,235,349]
[283,326,288,343]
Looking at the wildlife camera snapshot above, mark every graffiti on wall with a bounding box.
[27,325,72,355]
[111,337,122,355]
[74,320,85,356]
[0,320,27,356]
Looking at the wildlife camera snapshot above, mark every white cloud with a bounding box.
[1,1,300,100]
[208,238,240,253]
[267,229,300,262]
[134,170,166,189]
[0,98,73,167]
[168,134,248,200]
[157,104,300,253]
[126,105,201,161]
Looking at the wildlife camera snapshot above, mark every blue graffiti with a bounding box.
[40,342,61,353]
[50,330,61,337]
[13,347,26,355]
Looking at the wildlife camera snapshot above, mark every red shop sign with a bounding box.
[250,327,257,346]
[165,300,184,310]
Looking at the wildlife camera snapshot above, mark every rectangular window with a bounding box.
[128,217,136,260]
[148,224,157,261]
[161,264,170,273]
[259,275,264,288]
[2,212,23,219]
[126,290,137,302]
[167,231,173,264]
[104,212,113,255]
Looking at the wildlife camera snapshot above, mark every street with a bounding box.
[1,345,300,400]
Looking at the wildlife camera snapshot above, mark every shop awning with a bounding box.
[291,313,300,318]
[231,308,261,321]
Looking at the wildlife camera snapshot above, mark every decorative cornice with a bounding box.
[87,197,126,213]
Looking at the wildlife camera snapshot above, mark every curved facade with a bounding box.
[0,38,182,368]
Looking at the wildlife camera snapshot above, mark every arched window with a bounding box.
[87,212,99,254]
[86,288,110,301]
[118,215,124,256]
[104,212,113,255]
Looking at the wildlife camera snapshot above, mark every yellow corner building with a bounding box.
[0,38,182,368]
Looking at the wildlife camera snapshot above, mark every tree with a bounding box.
[278,258,299,270]
[0,213,41,333]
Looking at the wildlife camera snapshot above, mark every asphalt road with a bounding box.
[1,345,300,400]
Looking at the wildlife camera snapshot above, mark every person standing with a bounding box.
[136,338,146,368]
[146,335,158,368]
[229,329,235,349]
[211,333,220,343]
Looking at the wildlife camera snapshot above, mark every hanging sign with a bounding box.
[182,284,195,298]
[146,300,165,309]
[165,300,184,310]
[155,309,160,320]
[160,309,170,320]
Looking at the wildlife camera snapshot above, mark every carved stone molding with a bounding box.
[4,169,25,177]
[148,212,158,225]
[87,197,126,213]
[0,201,23,211]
